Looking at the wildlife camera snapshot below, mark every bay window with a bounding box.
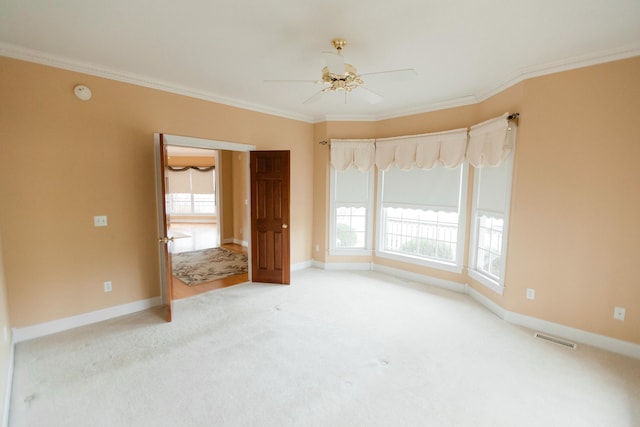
[377,165,468,271]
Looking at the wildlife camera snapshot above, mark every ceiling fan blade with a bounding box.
[354,86,383,104]
[303,90,325,104]
[359,68,417,82]
[322,51,345,75]
[263,79,322,84]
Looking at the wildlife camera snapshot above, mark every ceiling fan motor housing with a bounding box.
[321,64,363,92]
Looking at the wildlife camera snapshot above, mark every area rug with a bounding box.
[172,247,248,286]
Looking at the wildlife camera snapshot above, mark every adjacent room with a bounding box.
[164,146,249,299]
[0,0,639,426]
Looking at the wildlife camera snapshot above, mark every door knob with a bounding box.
[282,224,288,229]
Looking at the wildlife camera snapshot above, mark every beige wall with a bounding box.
[167,155,215,167]
[1,53,638,345]
[232,152,249,244]
[503,58,640,343]
[313,57,640,344]
[219,151,235,241]
[0,57,314,327]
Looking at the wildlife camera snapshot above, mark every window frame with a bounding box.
[167,168,216,216]
[468,139,515,294]
[375,164,469,273]
[329,166,375,256]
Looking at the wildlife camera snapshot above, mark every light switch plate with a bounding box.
[94,215,108,227]
[614,306,626,321]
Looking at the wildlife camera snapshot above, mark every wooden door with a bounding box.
[250,151,290,284]
[157,134,174,321]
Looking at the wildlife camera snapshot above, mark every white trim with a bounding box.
[467,270,505,295]
[222,238,249,247]
[475,42,640,104]
[2,339,14,427]
[372,96,479,122]
[465,284,506,319]
[374,251,463,274]
[162,134,256,152]
[322,262,373,271]
[0,42,315,124]
[291,260,313,272]
[312,263,640,360]
[3,42,638,125]
[373,264,466,293]
[12,297,162,343]
[311,260,326,269]
[505,311,640,360]
[466,284,640,360]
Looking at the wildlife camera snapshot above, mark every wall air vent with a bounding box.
[534,332,577,349]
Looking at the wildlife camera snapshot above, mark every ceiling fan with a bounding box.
[265,38,417,105]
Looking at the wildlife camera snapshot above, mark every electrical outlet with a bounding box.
[103,281,112,293]
[613,306,626,321]
[94,215,108,227]
[526,288,536,300]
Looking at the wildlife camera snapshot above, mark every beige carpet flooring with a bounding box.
[9,269,640,426]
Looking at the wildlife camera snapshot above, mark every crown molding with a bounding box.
[474,42,640,103]
[373,96,479,122]
[2,41,639,125]
[0,42,315,124]
[318,114,378,123]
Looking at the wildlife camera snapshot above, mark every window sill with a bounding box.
[468,269,504,295]
[375,250,463,274]
[329,248,373,257]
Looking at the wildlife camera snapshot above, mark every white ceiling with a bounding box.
[1,0,639,123]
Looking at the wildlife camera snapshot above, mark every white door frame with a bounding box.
[154,133,256,306]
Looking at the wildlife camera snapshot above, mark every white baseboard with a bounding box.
[234,239,248,247]
[318,261,640,359]
[321,261,373,271]
[222,238,248,247]
[2,340,14,427]
[465,284,640,360]
[291,260,312,272]
[12,297,162,343]
[465,285,507,319]
[504,311,640,360]
[373,264,467,293]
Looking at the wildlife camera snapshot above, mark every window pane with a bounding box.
[168,193,192,214]
[381,207,458,262]
[335,206,367,248]
[475,215,503,279]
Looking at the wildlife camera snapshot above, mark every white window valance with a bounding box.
[467,113,512,168]
[330,113,515,170]
[330,139,376,171]
[375,128,468,171]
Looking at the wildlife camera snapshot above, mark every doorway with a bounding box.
[155,135,256,312]
[165,146,250,299]
[155,134,291,321]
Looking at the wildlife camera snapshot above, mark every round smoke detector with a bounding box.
[73,85,92,101]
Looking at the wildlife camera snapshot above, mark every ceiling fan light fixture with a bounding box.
[321,63,364,92]
[265,37,416,105]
